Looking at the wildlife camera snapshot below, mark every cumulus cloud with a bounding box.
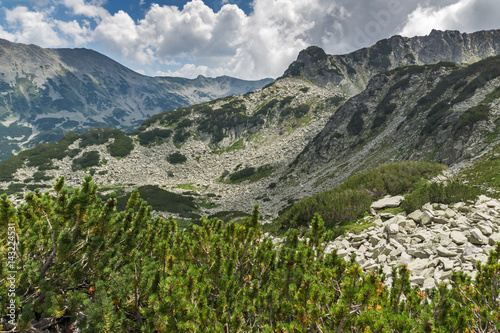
[1,5,91,48]
[90,0,351,79]
[399,0,500,37]
[62,0,109,19]
[399,0,476,37]
[4,6,67,47]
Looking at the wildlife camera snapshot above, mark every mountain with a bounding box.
[0,38,273,162]
[0,29,499,221]
[283,29,500,95]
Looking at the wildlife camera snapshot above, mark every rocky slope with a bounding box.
[1,30,499,219]
[0,38,272,162]
[283,29,500,95]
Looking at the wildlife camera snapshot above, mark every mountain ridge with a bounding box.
[0,38,273,161]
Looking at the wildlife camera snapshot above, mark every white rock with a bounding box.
[469,228,488,245]
[369,235,382,247]
[410,276,425,285]
[436,246,458,257]
[371,195,405,210]
[478,223,493,236]
[450,231,467,245]
[408,259,430,273]
[444,208,456,218]
[439,258,455,270]
[407,210,423,222]
[489,233,500,246]
[420,211,433,225]
[423,278,436,290]
[385,223,400,235]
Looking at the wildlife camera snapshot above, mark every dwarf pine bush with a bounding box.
[1,177,499,332]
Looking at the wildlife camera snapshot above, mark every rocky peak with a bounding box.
[282,29,500,93]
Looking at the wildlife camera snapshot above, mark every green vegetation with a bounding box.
[402,181,483,212]
[176,183,204,191]
[411,55,500,136]
[114,185,199,218]
[0,132,80,181]
[271,162,447,233]
[137,128,172,146]
[173,129,191,145]
[215,138,245,154]
[224,164,275,184]
[166,152,187,164]
[1,177,499,332]
[454,104,490,132]
[72,151,100,171]
[458,143,500,197]
[280,103,311,120]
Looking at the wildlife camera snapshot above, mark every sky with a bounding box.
[0,0,499,80]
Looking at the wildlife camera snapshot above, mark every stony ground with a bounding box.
[322,195,500,289]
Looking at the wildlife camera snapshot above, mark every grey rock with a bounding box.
[371,195,405,210]
[436,246,458,257]
[450,231,467,245]
[407,210,423,222]
[489,233,500,245]
[469,228,488,245]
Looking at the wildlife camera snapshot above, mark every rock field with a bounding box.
[324,195,500,289]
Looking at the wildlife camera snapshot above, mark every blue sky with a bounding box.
[0,0,499,79]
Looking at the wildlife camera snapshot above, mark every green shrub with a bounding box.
[107,133,134,158]
[454,104,490,132]
[166,152,187,164]
[137,128,172,146]
[173,130,190,145]
[277,189,372,229]
[226,164,274,184]
[72,151,100,171]
[1,177,499,332]
[402,181,483,212]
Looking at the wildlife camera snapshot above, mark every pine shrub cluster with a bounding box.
[0,176,499,332]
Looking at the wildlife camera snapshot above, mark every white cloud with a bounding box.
[4,6,67,47]
[399,0,476,37]
[2,5,92,48]
[62,0,109,19]
[90,0,349,79]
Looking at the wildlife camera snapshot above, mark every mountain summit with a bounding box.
[0,39,272,161]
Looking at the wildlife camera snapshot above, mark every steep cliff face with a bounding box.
[283,29,500,95]
[0,39,272,162]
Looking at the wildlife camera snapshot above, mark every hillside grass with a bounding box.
[458,143,500,197]
[265,161,452,235]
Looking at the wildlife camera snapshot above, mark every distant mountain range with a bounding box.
[1,29,499,220]
[0,38,273,161]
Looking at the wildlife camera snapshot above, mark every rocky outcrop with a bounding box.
[283,29,500,93]
[325,195,500,289]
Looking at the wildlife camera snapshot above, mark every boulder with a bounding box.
[436,246,458,257]
[489,232,500,245]
[469,228,488,245]
[450,231,467,245]
[407,210,423,222]
[420,211,433,225]
[371,196,405,210]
